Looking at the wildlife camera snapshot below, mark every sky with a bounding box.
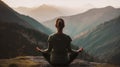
[2,0,120,8]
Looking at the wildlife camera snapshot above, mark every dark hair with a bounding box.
[55,18,65,30]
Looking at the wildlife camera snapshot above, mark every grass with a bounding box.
[95,63,120,67]
[0,56,39,67]
[0,56,119,67]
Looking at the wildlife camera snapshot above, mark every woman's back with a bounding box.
[48,33,72,64]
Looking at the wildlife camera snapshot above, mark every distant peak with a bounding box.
[36,4,56,9]
[41,4,48,7]
[105,6,115,9]
[40,4,51,8]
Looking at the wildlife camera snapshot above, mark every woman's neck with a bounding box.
[57,29,63,34]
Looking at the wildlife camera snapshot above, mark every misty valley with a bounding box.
[0,0,120,67]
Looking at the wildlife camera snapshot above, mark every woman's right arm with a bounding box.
[43,43,53,53]
[43,35,53,53]
[36,42,53,53]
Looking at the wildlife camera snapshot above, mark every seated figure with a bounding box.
[36,18,83,66]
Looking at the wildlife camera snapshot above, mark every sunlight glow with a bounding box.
[2,0,120,8]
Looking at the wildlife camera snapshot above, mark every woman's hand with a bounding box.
[77,48,83,52]
[36,47,43,52]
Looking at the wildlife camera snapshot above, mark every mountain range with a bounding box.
[1,0,120,65]
[17,14,53,35]
[43,6,120,38]
[0,0,50,58]
[43,5,120,64]
[0,1,52,35]
[14,4,94,22]
[14,4,69,22]
[73,16,120,64]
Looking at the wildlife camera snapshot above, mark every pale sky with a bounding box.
[2,0,120,8]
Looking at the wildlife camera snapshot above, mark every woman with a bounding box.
[36,18,83,66]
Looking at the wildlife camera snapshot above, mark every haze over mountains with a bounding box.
[44,6,120,38]
[14,4,73,22]
[42,5,120,64]
[14,4,96,22]
[1,0,120,65]
[0,1,52,35]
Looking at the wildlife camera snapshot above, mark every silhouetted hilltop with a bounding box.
[0,0,50,58]
[0,0,31,28]
[0,0,52,35]
[18,14,53,35]
[0,22,48,58]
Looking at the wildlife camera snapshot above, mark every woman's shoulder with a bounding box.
[48,33,72,41]
[49,33,71,38]
[50,33,70,37]
[49,33,55,36]
[63,34,72,41]
[59,33,72,41]
[62,33,71,38]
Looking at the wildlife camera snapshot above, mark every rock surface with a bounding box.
[0,56,119,67]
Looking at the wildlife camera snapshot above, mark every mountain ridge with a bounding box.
[14,4,65,22]
[0,0,32,28]
[43,6,120,38]
[0,0,50,58]
[73,16,120,64]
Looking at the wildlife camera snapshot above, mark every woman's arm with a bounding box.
[36,47,43,52]
[68,44,77,53]
[68,44,83,53]
[43,43,53,53]
[36,43,53,53]
[67,36,83,53]
[36,35,53,53]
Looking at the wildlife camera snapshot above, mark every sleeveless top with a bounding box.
[48,33,72,64]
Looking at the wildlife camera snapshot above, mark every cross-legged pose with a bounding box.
[36,18,83,66]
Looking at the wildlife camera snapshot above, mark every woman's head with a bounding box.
[55,18,65,30]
